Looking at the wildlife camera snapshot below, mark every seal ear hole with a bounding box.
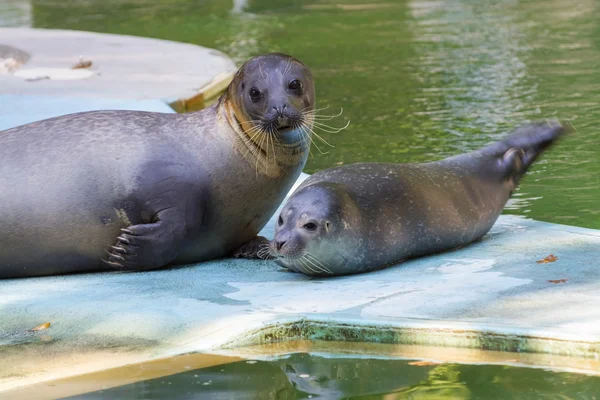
[241,82,245,90]
[278,215,284,226]
[325,221,331,231]
[303,222,318,232]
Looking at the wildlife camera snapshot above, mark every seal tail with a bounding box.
[484,120,571,179]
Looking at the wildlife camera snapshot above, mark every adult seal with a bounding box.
[0,53,316,279]
[268,122,568,276]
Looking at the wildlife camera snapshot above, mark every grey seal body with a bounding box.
[0,53,316,278]
[270,122,568,276]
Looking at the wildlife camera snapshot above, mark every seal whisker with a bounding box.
[305,253,334,275]
[311,125,345,135]
[242,129,263,151]
[269,125,277,169]
[300,124,328,155]
[259,124,272,175]
[302,255,327,275]
[303,253,330,275]
[258,61,266,79]
[266,124,277,174]
[312,120,350,133]
[283,58,292,75]
[240,126,266,162]
[303,104,330,114]
[312,120,350,131]
[301,124,331,153]
[297,123,319,154]
[263,125,271,175]
[304,125,336,148]
[256,126,269,177]
[295,121,316,158]
[303,109,341,122]
[298,257,318,275]
[257,248,268,259]
[295,118,317,150]
[309,107,345,120]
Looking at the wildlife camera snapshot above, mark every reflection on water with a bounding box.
[67,353,600,399]
[1,0,599,228]
[0,0,32,27]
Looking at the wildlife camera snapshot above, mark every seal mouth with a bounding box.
[262,115,301,134]
[275,117,292,132]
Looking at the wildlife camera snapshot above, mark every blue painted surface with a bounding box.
[0,94,174,130]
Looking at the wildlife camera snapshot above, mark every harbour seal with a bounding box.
[0,53,315,278]
[268,122,568,276]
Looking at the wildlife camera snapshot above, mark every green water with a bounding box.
[67,353,600,399]
[2,0,599,228]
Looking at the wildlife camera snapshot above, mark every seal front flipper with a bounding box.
[232,236,272,259]
[104,172,207,271]
[105,217,187,271]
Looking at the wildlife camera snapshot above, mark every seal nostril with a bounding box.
[273,105,287,117]
[275,240,287,251]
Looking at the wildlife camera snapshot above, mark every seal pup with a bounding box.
[0,53,315,278]
[268,122,568,276]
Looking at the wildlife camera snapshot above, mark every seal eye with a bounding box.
[303,222,317,232]
[288,79,303,94]
[249,87,261,102]
[278,216,284,226]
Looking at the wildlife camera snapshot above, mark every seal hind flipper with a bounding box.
[485,120,569,172]
[479,120,569,188]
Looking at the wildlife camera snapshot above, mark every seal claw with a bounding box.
[117,236,130,244]
[106,250,125,262]
[110,245,127,253]
[102,259,124,268]
[121,228,133,235]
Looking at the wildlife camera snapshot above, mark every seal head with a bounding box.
[222,53,316,168]
[272,183,363,276]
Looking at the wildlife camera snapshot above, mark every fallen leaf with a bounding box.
[30,322,51,331]
[548,279,568,284]
[408,360,441,366]
[536,254,558,264]
[72,59,92,69]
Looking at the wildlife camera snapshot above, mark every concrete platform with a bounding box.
[0,28,236,101]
